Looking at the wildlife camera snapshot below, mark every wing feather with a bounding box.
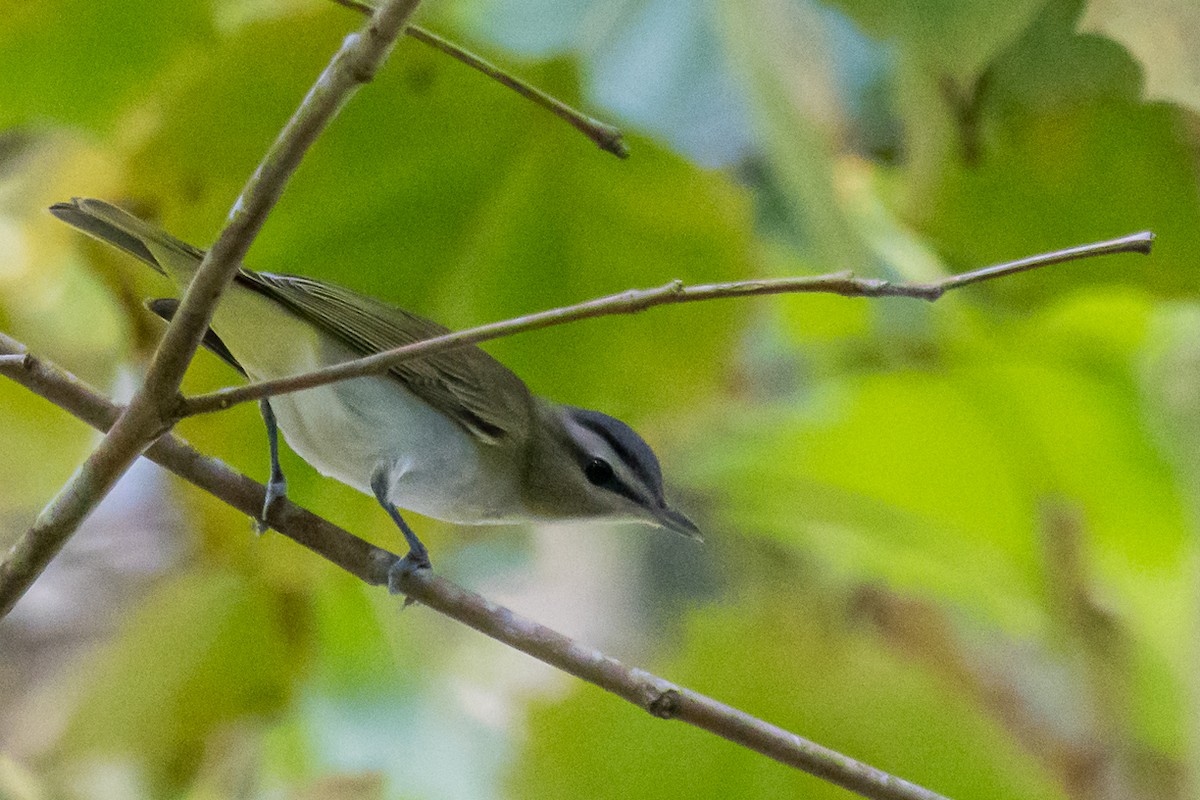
[238,270,532,445]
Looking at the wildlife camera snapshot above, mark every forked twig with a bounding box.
[0,0,425,620]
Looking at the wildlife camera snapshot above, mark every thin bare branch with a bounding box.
[0,333,393,584]
[400,567,949,800]
[0,0,424,620]
[327,0,627,156]
[934,232,1153,292]
[181,230,1154,417]
[405,26,628,157]
[0,330,952,800]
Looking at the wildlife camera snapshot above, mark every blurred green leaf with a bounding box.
[0,379,97,523]
[0,0,212,129]
[6,0,1200,797]
[1080,0,1200,113]
[1139,302,1200,482]
[819,0,1047,83]
[513,599,1066,800]
[719,0,870,274]
[62,569,295,790]
[126,9,753,421]
[686,288,1190,637]
[913,0,1200,299]
[686,373,1044,630]
[309,570,418,695]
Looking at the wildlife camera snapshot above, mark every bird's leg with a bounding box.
[256,398,289,534]
[370,467,432,593]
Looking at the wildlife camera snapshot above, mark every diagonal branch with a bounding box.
[180,230,1154,416]
[0,331,951,800]
[0,0,424,620]
[0,334,394,584]
[326,0,628,157]
[405,25,628,158]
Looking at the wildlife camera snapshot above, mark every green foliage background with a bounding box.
[1,0,1198,798]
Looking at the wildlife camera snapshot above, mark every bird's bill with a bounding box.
[655,505,702,541]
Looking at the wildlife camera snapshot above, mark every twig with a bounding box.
[180,231,1154,416]
[0,330,952,800]
[0,333,393,583]
[933,233,1152,292]
[327,0,628,157]
[405,26,627,158]
[0,0,424,620]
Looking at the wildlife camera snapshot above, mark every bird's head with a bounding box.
[522,403,700,539]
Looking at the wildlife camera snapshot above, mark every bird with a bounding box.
[50,197,699,579]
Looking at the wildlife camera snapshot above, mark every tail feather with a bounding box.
[145,298,246,376]
[49,198,205,278]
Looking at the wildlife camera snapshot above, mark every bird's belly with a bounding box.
[207,288,524,523]
[268,376,521,522]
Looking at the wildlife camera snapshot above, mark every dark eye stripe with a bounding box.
[596,468,644,507]
[613,483,643,507]
[567,407,665,503]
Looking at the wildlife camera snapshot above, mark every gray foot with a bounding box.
[386,550,432,608]
[254,474,288,535]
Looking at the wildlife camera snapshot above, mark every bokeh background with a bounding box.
[2,0,1199,798]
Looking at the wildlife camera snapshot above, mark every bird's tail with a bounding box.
[49,197,206,280]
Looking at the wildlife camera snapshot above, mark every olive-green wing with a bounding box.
[240,270,533,445]
[47,198,531,443]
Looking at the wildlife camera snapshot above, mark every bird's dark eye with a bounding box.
[585,458,614,485]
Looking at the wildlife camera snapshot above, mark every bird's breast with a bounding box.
[208,285,528,524]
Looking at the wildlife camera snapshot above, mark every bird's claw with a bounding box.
[254,475,288,535]
[387,548,432,602]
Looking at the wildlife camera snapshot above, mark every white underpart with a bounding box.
[206,283,527,524]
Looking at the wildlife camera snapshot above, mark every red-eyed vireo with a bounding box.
[51,198,699,577]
